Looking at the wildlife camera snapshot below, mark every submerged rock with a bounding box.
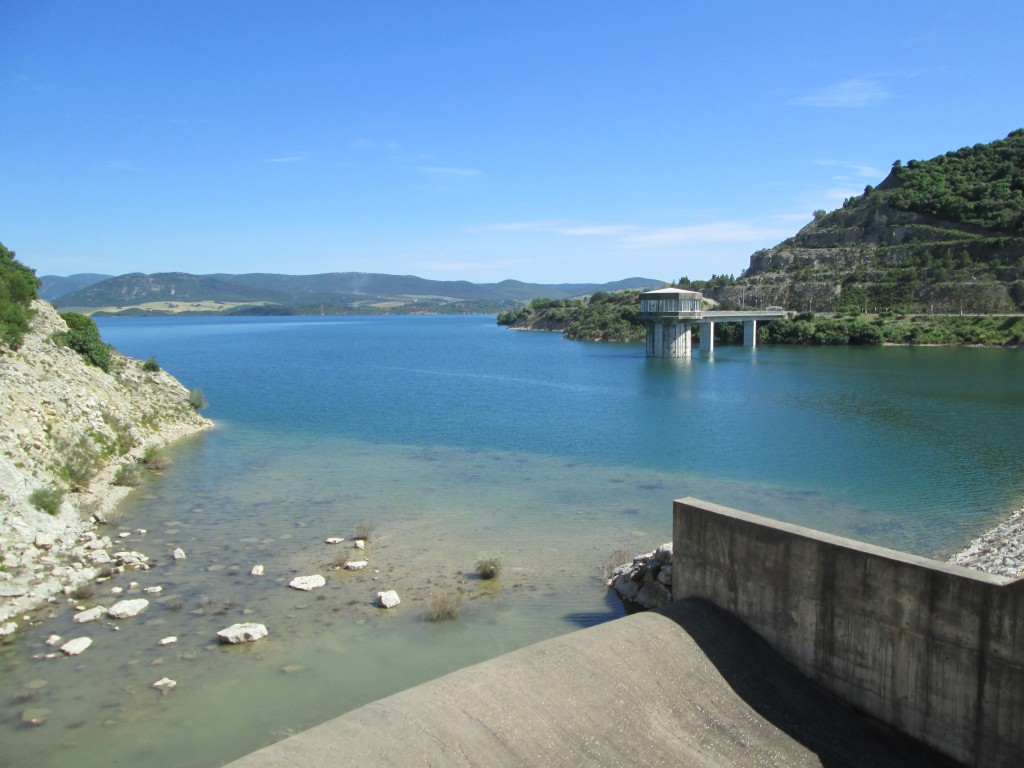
[72,606,105,623]
[60,637,93,656]
[288,575,326,591]
[21,708,50,726]
[217,622,268,644]
[152,677,177,692]
[107,598,149,619]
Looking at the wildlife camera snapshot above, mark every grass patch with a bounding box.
[354,520,374,541]
[112,463,143,487]
[142,444,172,470]
[475,556,502,580]
[69,581,95,600]
[188,388,208,411]
[425,592,462,622]
[55,434,101,490]
[29,486,64,515]
[602,549,636,580]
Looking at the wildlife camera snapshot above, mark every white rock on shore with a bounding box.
[72,606,105,623]
[0,301,212,625]
[107,598,149,619]
[949,506,1024,578]
[60,637,93,656]
[377,590,400,608]
[217,623,268,644]
[607,543,674,610]
[288,575,326,591]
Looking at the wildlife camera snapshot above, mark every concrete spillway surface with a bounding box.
[224,600,961,768]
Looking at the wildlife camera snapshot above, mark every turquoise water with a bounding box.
[2,315,1023,768]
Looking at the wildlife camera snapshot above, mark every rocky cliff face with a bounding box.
[709,202,1023,314]
[0,301,211,626]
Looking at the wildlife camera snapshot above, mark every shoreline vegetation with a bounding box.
[0,298,212,628]
[498,290,1024,347]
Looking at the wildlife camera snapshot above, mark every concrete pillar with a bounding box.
[699,322,714,352]
[743,320,758,348]
[669,325,691,357]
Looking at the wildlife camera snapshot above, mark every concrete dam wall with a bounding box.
[224,498,1023,767]
[673,497,1024,768]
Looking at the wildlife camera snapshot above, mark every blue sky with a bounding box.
[2,1,1021,283]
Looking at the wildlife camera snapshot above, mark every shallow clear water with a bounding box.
[2,316,1023,768]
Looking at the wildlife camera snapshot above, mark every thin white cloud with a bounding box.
[820,186,862,204]
[267,154,308,164]
[417,165,481,177]
[469,221,558,233]
[473,218,793,249]
[787,77,890,108]
[556,225,637,237]
[14,73,56,91]
[620,221,794,248]
[814,159,883,179]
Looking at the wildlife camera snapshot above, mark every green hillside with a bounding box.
[712,129,1024,314]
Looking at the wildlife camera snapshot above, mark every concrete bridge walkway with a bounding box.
[223,599,957,768]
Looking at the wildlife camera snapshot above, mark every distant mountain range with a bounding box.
[43,271,664,316]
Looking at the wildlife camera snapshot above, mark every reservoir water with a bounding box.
[3,315,1023,768]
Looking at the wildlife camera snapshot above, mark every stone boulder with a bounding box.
[72,606,106,623]
[60,637,93,656]
[217,622,268,644]
[607,542,674,611]
[288,575,326,591]
[152,677,177,692]
[377,590,400,608]
[344,560,369,571]
[107,598,149,619]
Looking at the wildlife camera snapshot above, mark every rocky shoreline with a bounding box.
[610,507,1024,611]
[0,301,211,630]
[946,505,1024,578]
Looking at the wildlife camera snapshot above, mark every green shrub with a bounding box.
[142,356,160,372]
[188,388,208,411]
[475,556,502,580]
[112,463,143,487]
[142,445,172,470]
[0,242,39,350]
[425,592,462,622]
[29,486,64,515]
[56,434,101,489]
[56,313,114,372]
[101,412,135,456]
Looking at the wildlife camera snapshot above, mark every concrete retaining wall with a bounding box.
[672,497,1024,768]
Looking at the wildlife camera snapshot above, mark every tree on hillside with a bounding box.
[0,242,40,350]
